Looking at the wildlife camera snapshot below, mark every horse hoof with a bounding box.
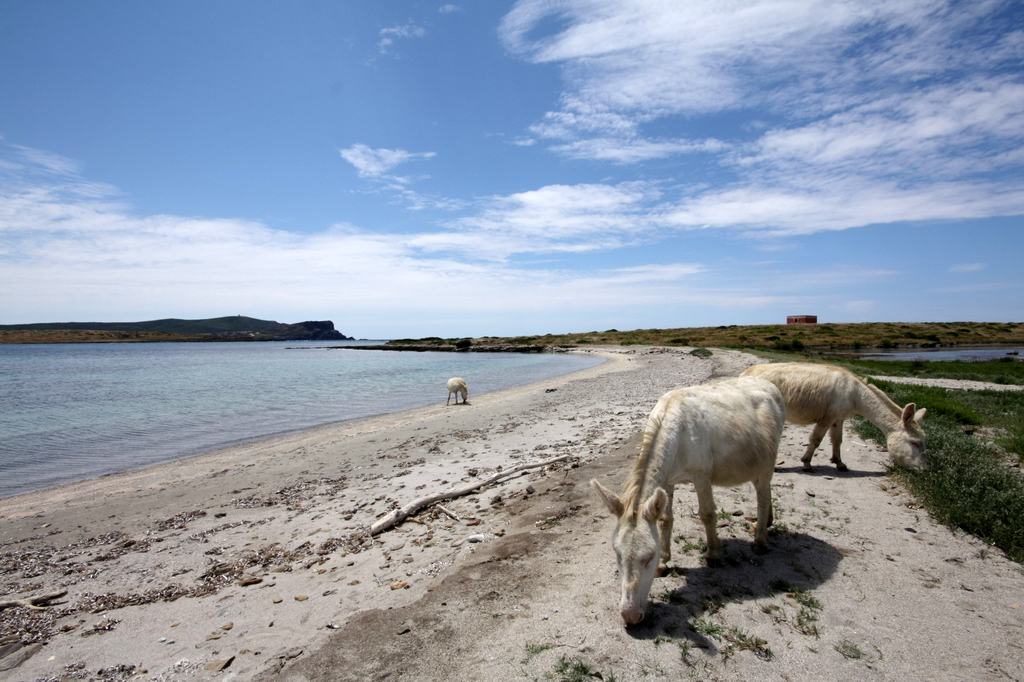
[752,543,769,555]
[834,462,849,472]
[656,564,669,577]
[704,555,722,568]
[802,464,814,472]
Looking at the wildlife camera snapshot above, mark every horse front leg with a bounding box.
[801,422,830,471]
[828,420,848,471]
[657,486,674,576]
[694,479,720,566]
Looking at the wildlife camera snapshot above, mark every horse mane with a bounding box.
[620,409,664,522]
[864,381,902,416]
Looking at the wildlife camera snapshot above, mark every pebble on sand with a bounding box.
[204,656,234,671]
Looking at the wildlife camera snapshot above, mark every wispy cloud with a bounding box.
[414,182,663,260]
[500,0,1024,234]
[339,144,436,179]
[378,20,427,54]
[949,262,987,273]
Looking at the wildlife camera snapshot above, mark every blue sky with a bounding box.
[1,1,1022,338]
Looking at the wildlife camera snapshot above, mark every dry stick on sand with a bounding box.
[435,505,462,522]
[368,454,574,536]
[0,590,68,612]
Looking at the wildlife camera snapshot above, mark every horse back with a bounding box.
[656,378,784,487]
[742,363,861,426]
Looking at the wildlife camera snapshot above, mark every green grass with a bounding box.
[522,642,555,663]
[724,627,774,661]
[834,639,864,659]
[552,656,612,682]
[846,358,1024,386]
[693,617,724,640]
[852,380,1024,563]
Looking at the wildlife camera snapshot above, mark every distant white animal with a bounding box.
[446,377,468,406]
[741,362,927,471]
[591,376,785,625]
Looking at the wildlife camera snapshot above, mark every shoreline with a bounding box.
[0,345,602,502]
[0,349,618,514]
[4,346,1023,681]
[2,345,717,679]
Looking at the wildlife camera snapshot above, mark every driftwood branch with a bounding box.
[435,505,461,522]
[0,590,68,612]
[368,454,574,536]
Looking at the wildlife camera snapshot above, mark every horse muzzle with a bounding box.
[620,600,646,624]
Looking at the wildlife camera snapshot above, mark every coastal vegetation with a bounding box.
[378,321,1024,353]
[536,321,1021,350]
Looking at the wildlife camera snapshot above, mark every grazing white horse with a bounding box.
[741,362,926,471]
[446,377,468,406]
[591,377,785,625]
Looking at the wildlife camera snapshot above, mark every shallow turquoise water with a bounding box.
[0,341,601,498]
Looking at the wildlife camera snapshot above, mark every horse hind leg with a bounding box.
[828,420,848,471]
[801,422,831,471]
[750,475,772,555]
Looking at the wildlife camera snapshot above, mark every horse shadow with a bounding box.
[772,463,884,479]
[625,529,844,652]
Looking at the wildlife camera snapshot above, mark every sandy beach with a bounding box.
[2,347,1023,681]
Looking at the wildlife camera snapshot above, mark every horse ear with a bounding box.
[914,407,927,422]
[642,488,668,522]
[591,480,625,517]
[901,403,918,425]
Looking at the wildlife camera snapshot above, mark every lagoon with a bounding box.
[857,345,1024,362]
[0,341,602,498]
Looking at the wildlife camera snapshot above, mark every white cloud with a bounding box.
[416,182,662,260]
[659,179,1024,235]
[378,21,427,54]
[949,262,986,273]
[499,0,1024,235]
[339,144,436,179]
[438,4,459,13]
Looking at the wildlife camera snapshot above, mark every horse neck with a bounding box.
[622,416,672,521]
[852,381,902,434]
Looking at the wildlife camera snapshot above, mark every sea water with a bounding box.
[0,341,602,498]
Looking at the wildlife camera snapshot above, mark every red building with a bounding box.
[787,315,817,324]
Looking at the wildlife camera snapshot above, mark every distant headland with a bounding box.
[0,316,352,343]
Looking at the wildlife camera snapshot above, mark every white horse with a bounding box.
[446,377,468,406]
[741,362,926,471]
[591,377,785,624]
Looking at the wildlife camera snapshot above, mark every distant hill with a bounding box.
[0,316,352,342]
[0,316,284,334]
